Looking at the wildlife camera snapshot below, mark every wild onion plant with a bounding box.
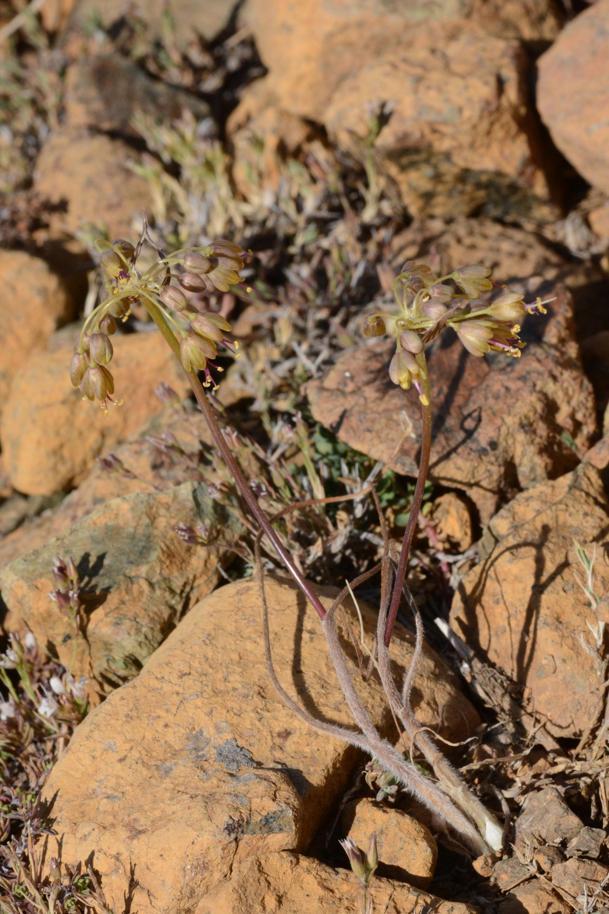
[71,232,550,858]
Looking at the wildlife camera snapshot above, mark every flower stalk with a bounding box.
[71,236,549,860]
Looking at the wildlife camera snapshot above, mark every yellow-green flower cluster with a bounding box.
[70,237,248,407]
[364,261,549,406]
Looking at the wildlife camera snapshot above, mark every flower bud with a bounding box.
[65,557,78,582]
[427,282,453,303]
[363,315,386,338]
[339,838,375,886]
[70,352,88,387]
[89,333,113,365]
[210,239,245,260]
[179,271,211,293]
[99,314,117,335]
[399,329,423,354]
[367,833,378,874]
[422,300,448,320]
[180,333,209,373]
[52,556,71,587]
[183,252,213,273]
[160,285,189,312]
[389,348,416,389]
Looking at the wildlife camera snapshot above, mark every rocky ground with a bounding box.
[1,0,609,912]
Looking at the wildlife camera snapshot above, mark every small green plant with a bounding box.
[70,232,552,858]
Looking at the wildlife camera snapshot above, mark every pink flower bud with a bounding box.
[99,315,117,335]
[179,271,212,293]
[89,333,113,365]
[422,300,448,320]
[70,352,88,387]
[399,329,423,354]
[183,252,213,273]
[160,285,189,312]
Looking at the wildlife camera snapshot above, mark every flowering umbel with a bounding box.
[364,262,550,406]
[71,236,248,407]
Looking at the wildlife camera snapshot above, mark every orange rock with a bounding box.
[307,288,595,521]
[241,0,555,214]
[538,1,609,194]
[243,0,559,123]
[451,463,609,737]
[432,493,474,552]
[34,128,152,239]
[0,251,79,422]
[198,852,477,914]
[1,329,190,495]
[498,879,570,914]
[551,858,609,901]
[43,576,479,912]
[344,798,437,887]
[515,788,583,850]
[0,481,220,684]
[0,401,213,568]
[324,25,542,192]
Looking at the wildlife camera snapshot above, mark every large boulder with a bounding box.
[0,400,214,568]
[0,251,79,421]
[450,462,609,738]
[35,128,152,239]
[240,0,555,215]
[0,481,221,685]
[538,0,609,194]
[1,329,189,495]
[243,0,559,121]
[344,797,437,887]
[43,576,479,912]
[197,852,477,914]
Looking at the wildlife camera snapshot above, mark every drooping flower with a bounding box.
[362,259,550,401]
[71,235,248,406]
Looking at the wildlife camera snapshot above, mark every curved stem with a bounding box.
[384,401,432,646]
[186,371,328,621]
[143,297,327,620]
